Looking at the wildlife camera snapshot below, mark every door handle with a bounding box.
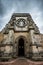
[19,46,23,48]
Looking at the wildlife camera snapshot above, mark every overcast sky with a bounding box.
[0,0,43,33]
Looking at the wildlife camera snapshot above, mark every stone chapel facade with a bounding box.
[0,13,43,61]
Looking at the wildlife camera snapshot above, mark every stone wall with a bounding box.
[0,32,4,42]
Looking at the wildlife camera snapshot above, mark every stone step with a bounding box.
[0,58,43,65]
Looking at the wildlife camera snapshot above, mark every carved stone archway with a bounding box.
[14,36,29,57]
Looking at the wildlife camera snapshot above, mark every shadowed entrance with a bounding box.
[18,38,24,56]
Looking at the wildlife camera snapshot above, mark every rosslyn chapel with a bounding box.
[0,13,43,61]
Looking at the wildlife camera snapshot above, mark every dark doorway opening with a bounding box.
[18,38,24,56]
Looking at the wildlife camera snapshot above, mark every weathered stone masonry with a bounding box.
[0,13,43,61]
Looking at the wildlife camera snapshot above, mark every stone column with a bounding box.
[8,30,14,57]
[29,28,35,58]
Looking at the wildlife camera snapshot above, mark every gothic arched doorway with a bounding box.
[18,38,24,56]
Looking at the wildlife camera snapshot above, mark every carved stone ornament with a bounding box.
[15,18,28,28]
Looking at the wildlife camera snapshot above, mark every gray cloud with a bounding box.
[0,0,43,33]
